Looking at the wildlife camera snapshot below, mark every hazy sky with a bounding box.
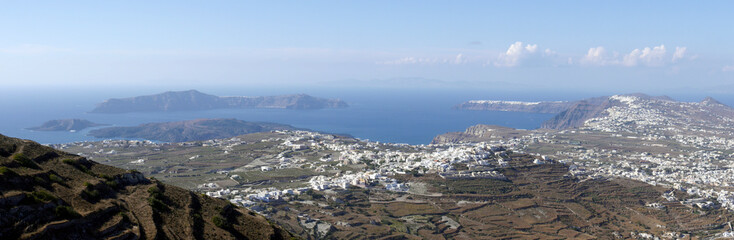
[2,1,733,93]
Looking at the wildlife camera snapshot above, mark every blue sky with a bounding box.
[1,1,733,93]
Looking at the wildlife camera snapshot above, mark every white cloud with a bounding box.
[494,41,539,67]
[451,54,466,65]
[672,46,686,62]
[622,45,666,66]
[581,45,687,67]
[580,46,617,66]
[723,65,734,72]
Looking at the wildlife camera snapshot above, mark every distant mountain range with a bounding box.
[88,118,301,142]
[90,90,348,113]
[27,119,107,132]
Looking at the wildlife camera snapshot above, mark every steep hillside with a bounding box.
[540,94,734,130]
[540,99,617,129]
[0,134,292,239]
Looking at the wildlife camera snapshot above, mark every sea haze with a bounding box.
[4,87,730,145]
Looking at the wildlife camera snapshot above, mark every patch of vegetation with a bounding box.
[148,186,163,199]
[34,176,47,184]
[12,153,38,169]
[212,215,231,229]
[55,205,81,219]
[81,182,101,202]
[49,174,63,183]
[98,174,113,180]
[0,166,17,176]
[147,185,169,212]
[62,158,94,175]
[82,189,101,202]
[105,180,119,189]
[30,190,57,203]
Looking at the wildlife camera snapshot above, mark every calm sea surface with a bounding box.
[2,87,730,145]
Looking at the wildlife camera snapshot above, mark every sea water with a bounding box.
[1,86,728,145]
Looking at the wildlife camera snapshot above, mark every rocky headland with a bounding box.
[27,119,107,132]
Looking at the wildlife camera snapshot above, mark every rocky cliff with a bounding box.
[540,99,617,129]
[90,90,348,113]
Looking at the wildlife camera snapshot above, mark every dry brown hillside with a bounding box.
[0,134,293,239]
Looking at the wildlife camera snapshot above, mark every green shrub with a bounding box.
[31,190,57,202]
[12,153,38,168]
[147,197,169,211]
[211,215,230,229]
[62,158,93,175]
[34,176,47,184]
[0,166,17,176]
[148,186,163,199]
[82,189,101,202]
[62,158,76,165]
[105,180,118,189]
[147,185,168,211]
[55,205,81,219]
[49,174,63,183]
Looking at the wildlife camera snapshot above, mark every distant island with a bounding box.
[27,119,107,132]
[90,90,348,113]
[453,96,609,114]
[88,118,301,142]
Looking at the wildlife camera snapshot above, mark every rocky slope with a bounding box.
[27,119,106,132]
[0,133,292,239]
[540,99,618,129]
[543,94,734,130]
[88,118,300,142]
[90,90,348,113]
